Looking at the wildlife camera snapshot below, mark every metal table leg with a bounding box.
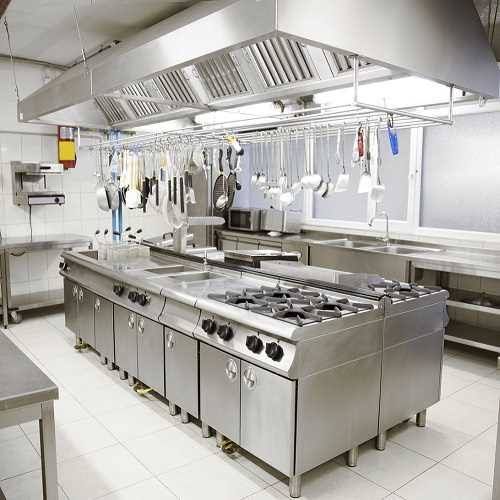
[39,401,58,500]
[0,251,9,329]
[416,409,427,427]
[376,431,387,451]
[289,475,302,498]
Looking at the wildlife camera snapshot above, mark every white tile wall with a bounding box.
[0,60,171,297]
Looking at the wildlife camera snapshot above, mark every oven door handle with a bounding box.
[225,359,238,381]
[243,367,256,390]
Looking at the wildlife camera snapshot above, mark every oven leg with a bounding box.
[201,423,211,438]
[119,369,126,381]
[169,402,178,416]
[289,474,302,498]
[215,431,224,448]
[180,410,189,424]
[497,355,500,370]
[346,446,359,467]
[416,409,427,427]
[376,431,387,451]
[107,359,114,371]
[100,354,106,365]
[128,375,135,387]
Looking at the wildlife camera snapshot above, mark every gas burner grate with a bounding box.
[368,280,441,300]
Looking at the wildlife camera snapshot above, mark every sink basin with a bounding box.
[144,265,195,275]
[167,271,226,283]
[368,245,441,255]
[325,240,375,249]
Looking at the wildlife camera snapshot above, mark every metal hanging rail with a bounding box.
[88,57,455,153]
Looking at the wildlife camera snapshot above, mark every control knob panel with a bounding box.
[201,318,217,334]
[113,284,124,297]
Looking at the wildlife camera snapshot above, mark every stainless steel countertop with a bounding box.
[0,332,58,411]
[0,233,91,252]
[217,229,500,278]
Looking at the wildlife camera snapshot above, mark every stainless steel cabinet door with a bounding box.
[77,287,95,347]
[94,296,114,362]
[64,279,78,334]
[240,362,295,476]
[221,238,237,251]
[114,305,138,377]
[200,343,240,444]
[137,316,165,395]
[237,241,259,251]
[165,329,198,417]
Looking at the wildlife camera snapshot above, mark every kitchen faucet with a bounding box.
[369,212,390,245]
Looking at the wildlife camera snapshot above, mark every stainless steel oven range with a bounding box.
[60,249,448,498]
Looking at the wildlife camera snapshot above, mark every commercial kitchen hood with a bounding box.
[18,0,500,130]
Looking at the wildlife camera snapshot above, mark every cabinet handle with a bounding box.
[166,331,175,350]
[137,318,144,335]
[72,285,78,297]
[243,367,257,390]
[78,288,83,302]
[94,298,101,312]
[128,314,135,329]
[225,358,238,381]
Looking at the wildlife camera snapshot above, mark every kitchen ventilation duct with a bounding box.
[18,0,499,129]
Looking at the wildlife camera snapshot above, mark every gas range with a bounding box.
[368,280,441,300]
[208,284,375,326]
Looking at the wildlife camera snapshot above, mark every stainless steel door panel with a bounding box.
[94,296,114,362]
[379,330,444,432]
[237,241,259,251]
[295,353,382,475]
[114,305,138,377]
[200,343,240,444]
[137,316,165,395]
[240,362,295,476]
[78,287,95,347]
[297,319,383,376]
[384,302,445,347]
[64,279,78,334]
[165,329,199,417]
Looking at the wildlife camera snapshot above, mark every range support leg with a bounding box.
[100,355,107,365]
[201,422,211,438]
[128,375,135,387]
[180,410,189,424]
[119,369,126,380]
[169,402,177,416]
[376,431,387,451]
[39,401,58,500]
[289,475,302,498]
[497,355,500,370]
[416,409,427,427]
[346,446,359,467]
[1,251,9,329]
[106,359,114,371]
[215,431,224,448]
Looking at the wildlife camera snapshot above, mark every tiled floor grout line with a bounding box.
[437,461,494,489]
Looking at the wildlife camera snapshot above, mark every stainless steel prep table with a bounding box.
[0,234,91,327]
[0,332,59,500]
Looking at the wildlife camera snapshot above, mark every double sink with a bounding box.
[318,239,443,256]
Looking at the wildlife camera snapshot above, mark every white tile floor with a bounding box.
[0,309,498,500]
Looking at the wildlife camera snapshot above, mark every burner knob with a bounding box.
[113,284,124,297]
[201,318,217,335]
[137,293,149,306]
[265,342,284,362]
[128,291,138,303]
[217,324,234,341]
[246,335,263,353]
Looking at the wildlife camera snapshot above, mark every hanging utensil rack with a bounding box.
[88,56,455,154]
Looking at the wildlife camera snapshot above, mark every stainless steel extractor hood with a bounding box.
[18,0,500,129]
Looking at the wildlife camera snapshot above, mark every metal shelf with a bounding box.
[10,289,64,312]
[447,299,500,317]
[445,320,500,354]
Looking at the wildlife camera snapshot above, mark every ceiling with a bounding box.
[0,0,201,66]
